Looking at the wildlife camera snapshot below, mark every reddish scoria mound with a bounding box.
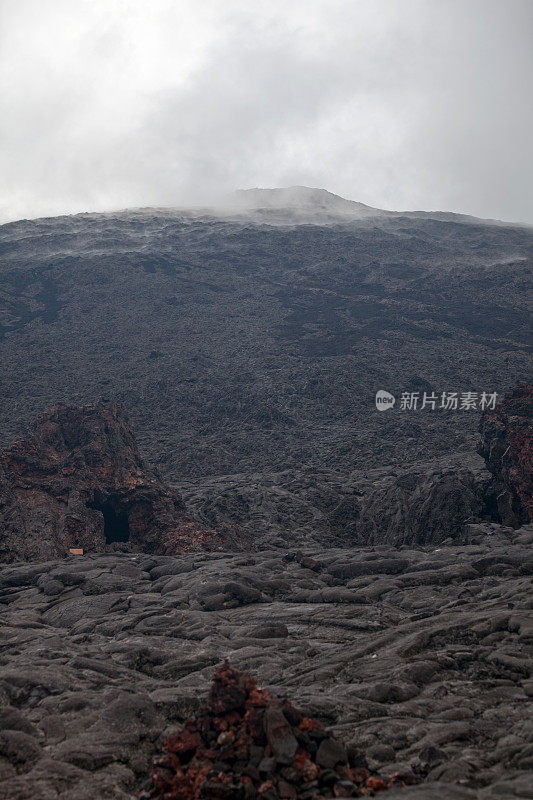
[0,399,243,562]
[142,662,405,799]
[479,382,533,527]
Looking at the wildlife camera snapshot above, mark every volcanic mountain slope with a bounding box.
[223,186,503,225]
[0,189,530,525]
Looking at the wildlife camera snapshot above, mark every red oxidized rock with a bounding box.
[166,728,204,757]
[364,776,390,793]
[141,661,398,799]
[479,383,533,526]
[0,399,240,562]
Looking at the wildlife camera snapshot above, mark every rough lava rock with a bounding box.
[142,661,401,799]
[1,200,530,488]
[0,535,531,799]
[356,466,486,547]
[479,383,533,527]
[0,400,239,562]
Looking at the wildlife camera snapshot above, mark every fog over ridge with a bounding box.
[1,0,532,224]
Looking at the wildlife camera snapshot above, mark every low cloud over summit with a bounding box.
[1,0,532,223]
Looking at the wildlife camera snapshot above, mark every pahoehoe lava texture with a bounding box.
[0,531,531,799]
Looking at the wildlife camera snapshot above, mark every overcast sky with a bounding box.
[0,0,532,224]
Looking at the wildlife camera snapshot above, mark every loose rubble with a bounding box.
[142,661,404,799]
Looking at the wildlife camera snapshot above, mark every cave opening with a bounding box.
[102,501,130,543]
[89,495,131,544]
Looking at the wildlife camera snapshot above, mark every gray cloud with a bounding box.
[0,0,532,223]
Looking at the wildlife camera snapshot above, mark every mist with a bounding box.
[1,0,532,224]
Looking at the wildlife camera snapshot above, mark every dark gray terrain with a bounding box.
[1,188,530,540]
[0,191,530,475]
[1,525,532,799]
[0,189,532,799]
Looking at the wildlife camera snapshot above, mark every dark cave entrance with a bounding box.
[101,501,130,543]
[89,494,131,544]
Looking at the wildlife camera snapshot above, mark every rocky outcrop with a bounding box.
[177,453,495,550]
[355,467,486,547]
[479,383,533,527]
[0,400,234,562]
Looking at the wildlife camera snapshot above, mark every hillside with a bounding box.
[0,189,531,540]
